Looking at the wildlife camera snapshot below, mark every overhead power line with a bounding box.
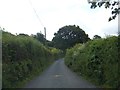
[28,0,47,41]
[28,0,44,28]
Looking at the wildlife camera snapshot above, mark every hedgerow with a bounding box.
[2,31,62,88]
[65,36,119,88]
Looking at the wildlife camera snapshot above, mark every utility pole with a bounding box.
[44,27,46,39]
[44,27,47,46]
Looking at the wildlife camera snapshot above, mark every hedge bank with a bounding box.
[2,31,62,88]
[65,36,119,88]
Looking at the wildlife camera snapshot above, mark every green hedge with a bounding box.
[65,36,119,88]
[2,31,62,88]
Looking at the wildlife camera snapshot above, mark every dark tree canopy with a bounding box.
[52,25,90,50]
[19,33,29,36]
[93,35,102,39]
[88,0,120,21]
[33,32,46,44]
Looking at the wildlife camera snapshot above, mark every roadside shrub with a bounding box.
[65,36,119,88]
[2,31,62,88]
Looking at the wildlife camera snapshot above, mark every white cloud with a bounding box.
[0,0,118,40]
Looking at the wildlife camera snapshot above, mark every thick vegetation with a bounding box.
[52,25,90,51]
[2,31,62,88]
[65,36,119,88]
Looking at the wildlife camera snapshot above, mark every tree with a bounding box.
[32,32,54,47]
[46,41,54,47]
[33,32,46,45]
[52,25,90,50]
[19,33,29,36]
[93,35,102,39]
[88,0,120,21]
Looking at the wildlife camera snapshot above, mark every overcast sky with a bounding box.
[0,0,118,41]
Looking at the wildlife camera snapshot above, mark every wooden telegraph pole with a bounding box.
[44,27,46,46]
[44,27,46,39]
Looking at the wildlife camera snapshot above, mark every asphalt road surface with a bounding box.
[24,59,97,88]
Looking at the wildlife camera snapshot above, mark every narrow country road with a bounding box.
[24,59,97,88]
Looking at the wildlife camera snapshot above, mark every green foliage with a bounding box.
[50,48,63,60]
[2,31,62,88]
[88,0,120,21]
[33,32,46,45]
[65,36,119,88]
[52,25,90,51]
[93,35,101,39]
